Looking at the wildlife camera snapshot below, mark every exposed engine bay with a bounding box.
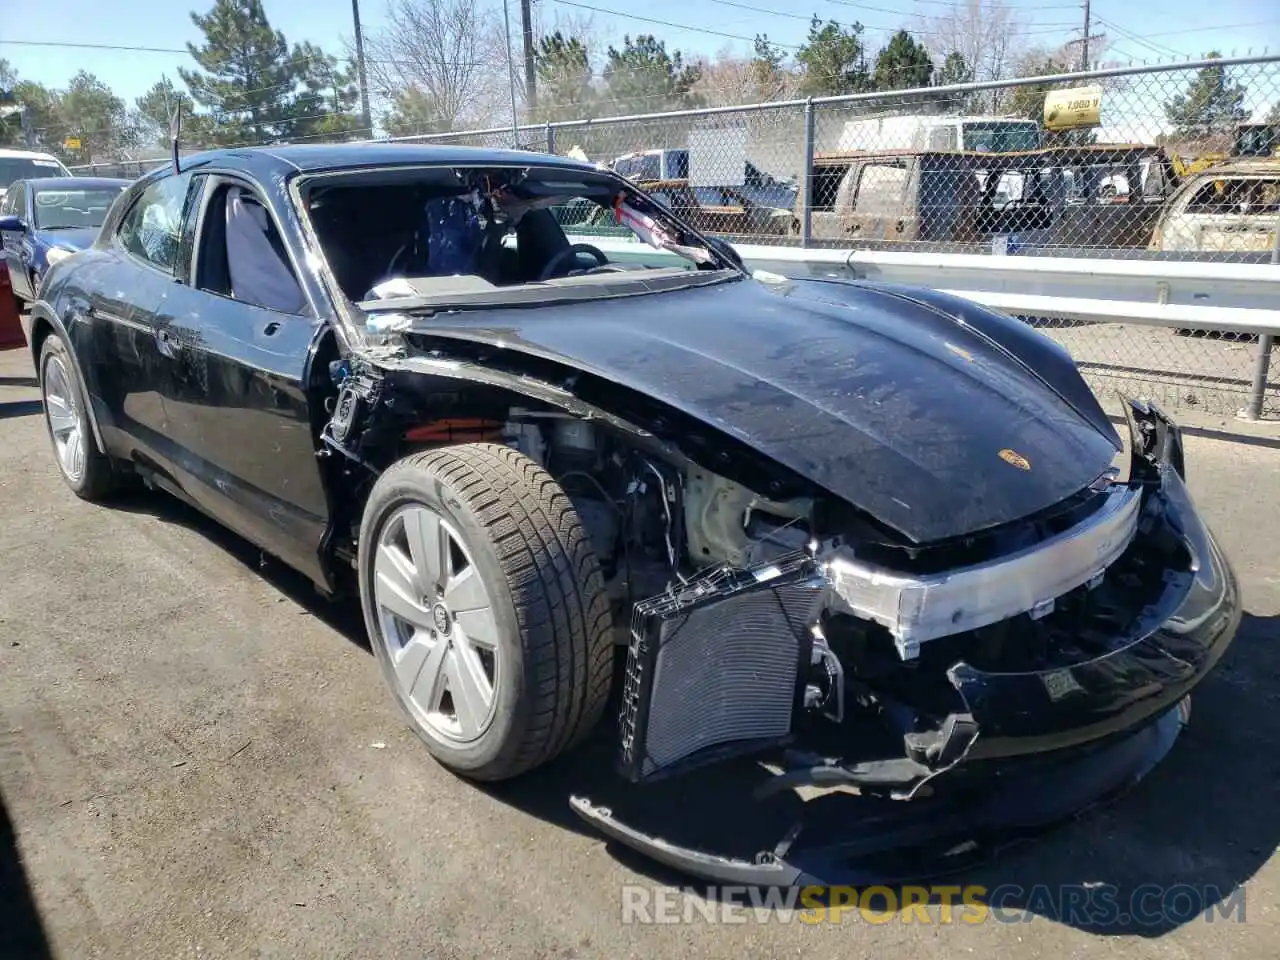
[321,354,1204,806]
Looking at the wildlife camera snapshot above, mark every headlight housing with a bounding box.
[45,247,76,266]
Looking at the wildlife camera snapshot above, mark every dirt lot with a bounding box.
[1,346,1279,959]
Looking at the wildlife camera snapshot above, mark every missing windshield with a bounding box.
[299,163,732,314]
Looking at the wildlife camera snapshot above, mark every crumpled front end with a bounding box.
[571,398,1240,884]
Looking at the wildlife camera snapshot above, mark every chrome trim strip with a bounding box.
[94,309,150,333]
[823,484,1144,659]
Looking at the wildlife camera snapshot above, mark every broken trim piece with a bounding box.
[570,699,1188,888]
[823,482,1143,659]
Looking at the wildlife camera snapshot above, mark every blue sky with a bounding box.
[2,0,1277,105]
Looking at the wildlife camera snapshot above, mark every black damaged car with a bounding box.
[22,143,1240,884]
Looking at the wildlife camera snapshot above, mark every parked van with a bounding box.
[835,115,1042,154]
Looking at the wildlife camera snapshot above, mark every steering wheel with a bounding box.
[538,243,608,281]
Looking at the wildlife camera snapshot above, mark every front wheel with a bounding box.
[358,443,614,781]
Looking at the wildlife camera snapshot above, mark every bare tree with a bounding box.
[361,0,509,133]
[921,0,1025,110]
[691,47,799,108]
[350,0,617,136]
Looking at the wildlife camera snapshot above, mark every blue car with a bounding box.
[0,176,130,305]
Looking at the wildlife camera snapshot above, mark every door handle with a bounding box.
[156,328,182,358]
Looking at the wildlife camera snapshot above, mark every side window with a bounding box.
[635,155,662,180]
[198,182,306,315]
[1182,178,1271,215]
[853,163,909,215]
[117,171,196,274]
[928,126,958,151]
[6,183,27,219]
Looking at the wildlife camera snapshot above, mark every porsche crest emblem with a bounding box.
[998,448,1031,470]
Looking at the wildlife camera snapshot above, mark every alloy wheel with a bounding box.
[372,504,501,744]
[43,354,85,483]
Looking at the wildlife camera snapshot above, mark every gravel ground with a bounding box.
[1,347,1278,960]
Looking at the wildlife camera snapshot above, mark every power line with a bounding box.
[551,0,1094,47]
[828,0,1083,8]
[545,0,803,47]
[1094,17,1182,61]
[0,38,485,71]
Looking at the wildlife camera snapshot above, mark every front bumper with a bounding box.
[570,399,1241,885]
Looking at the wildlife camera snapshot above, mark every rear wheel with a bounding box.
[38,334,118,501]
[358,442,613,781]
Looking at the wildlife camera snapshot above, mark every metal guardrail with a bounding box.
[569,232,1280,419]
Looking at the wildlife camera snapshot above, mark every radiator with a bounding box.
[618,552,827,782]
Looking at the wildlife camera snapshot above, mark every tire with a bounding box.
[358,442,614,781]
[38,333,118,501]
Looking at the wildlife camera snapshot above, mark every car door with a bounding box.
[844,159,916,242]
[0,182,34,299]
[156,173,331,584]
[89,167,202,467]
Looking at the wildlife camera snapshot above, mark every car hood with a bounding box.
[36,227,99,251]
[400,276,1120,543]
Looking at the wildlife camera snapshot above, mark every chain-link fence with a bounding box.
[70,54,1280,418]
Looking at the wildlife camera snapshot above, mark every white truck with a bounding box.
[835,115,1042,153]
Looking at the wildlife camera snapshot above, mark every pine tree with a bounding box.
[534,31,594,123]
[1164,52,1249,139]
[602,35,702,116]
[179,0,356,146]
[872,30,934,91]
[58,72,127,163]
[796,17,869,97]
[133,77,199,149]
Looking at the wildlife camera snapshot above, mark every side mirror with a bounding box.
[0,215,24,232]
[706,235,744,270]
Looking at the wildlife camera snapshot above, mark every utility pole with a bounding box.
[521,0,537,112]
[502,0,521,146]
[1080,0,1092,71]
[351,0,373,136]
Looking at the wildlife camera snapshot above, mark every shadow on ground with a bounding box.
[485,611,1280,937]
[0,790,52,960]
[0,400,43,421]
[104,486,368,647]
[90,484,1280,937]
[0,376,38,389]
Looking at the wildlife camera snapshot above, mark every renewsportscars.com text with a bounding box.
[621,883,1246,927]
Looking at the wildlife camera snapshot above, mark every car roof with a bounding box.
[1188,158,1280,177]
[0,148,62,161]
[176,142,599,178]
[23,177,131,190]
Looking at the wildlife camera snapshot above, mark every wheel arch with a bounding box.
[374,343,825,504]
[27,301,108,455]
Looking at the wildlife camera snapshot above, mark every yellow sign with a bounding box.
[1043,85,1103,131]
[63,137,81,150]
